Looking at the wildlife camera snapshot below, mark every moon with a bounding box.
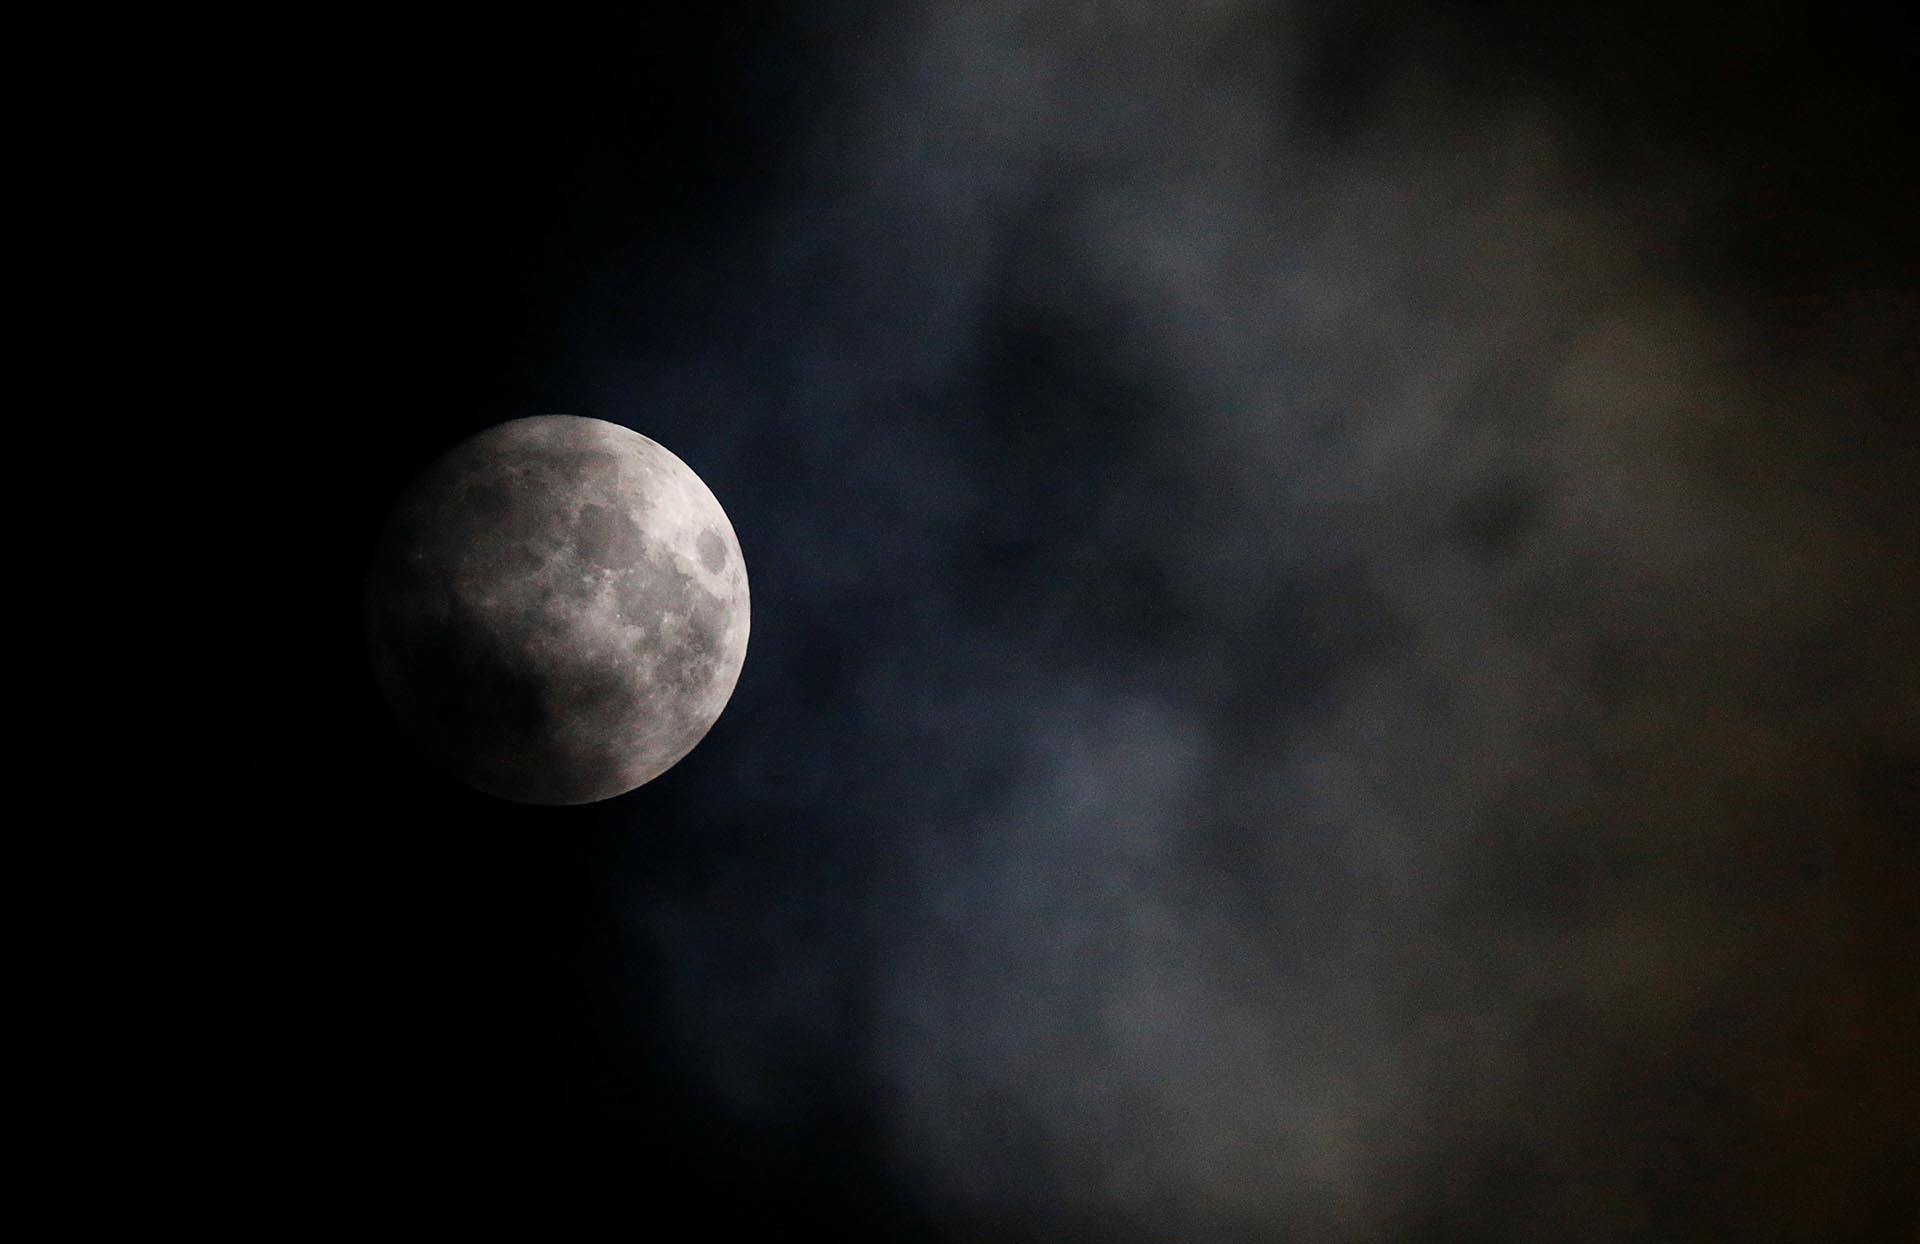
[365,415,750,804]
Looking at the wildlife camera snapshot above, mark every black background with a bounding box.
[248,3,1920,1238]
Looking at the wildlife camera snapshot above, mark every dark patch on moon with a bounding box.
[697,528,728,573]
[465,481,514,519]
[576,502,644,569]
[366,587,568,802]
[615,549,697,629]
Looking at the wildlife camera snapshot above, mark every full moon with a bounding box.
[365,415,750,804]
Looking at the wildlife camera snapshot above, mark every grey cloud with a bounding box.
[585,2,1916,1238]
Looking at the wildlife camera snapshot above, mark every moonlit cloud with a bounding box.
[549,3,1920,1238]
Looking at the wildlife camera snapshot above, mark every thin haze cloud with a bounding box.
[562,3,1919,1239]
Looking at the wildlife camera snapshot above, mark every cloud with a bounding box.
[595,2,1917,1238]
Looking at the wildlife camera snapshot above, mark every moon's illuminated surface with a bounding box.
[366,415,750,804]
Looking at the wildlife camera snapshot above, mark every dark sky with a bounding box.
[306,3,1914,1237]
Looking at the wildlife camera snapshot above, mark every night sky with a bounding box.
[310,3,1915,1237]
